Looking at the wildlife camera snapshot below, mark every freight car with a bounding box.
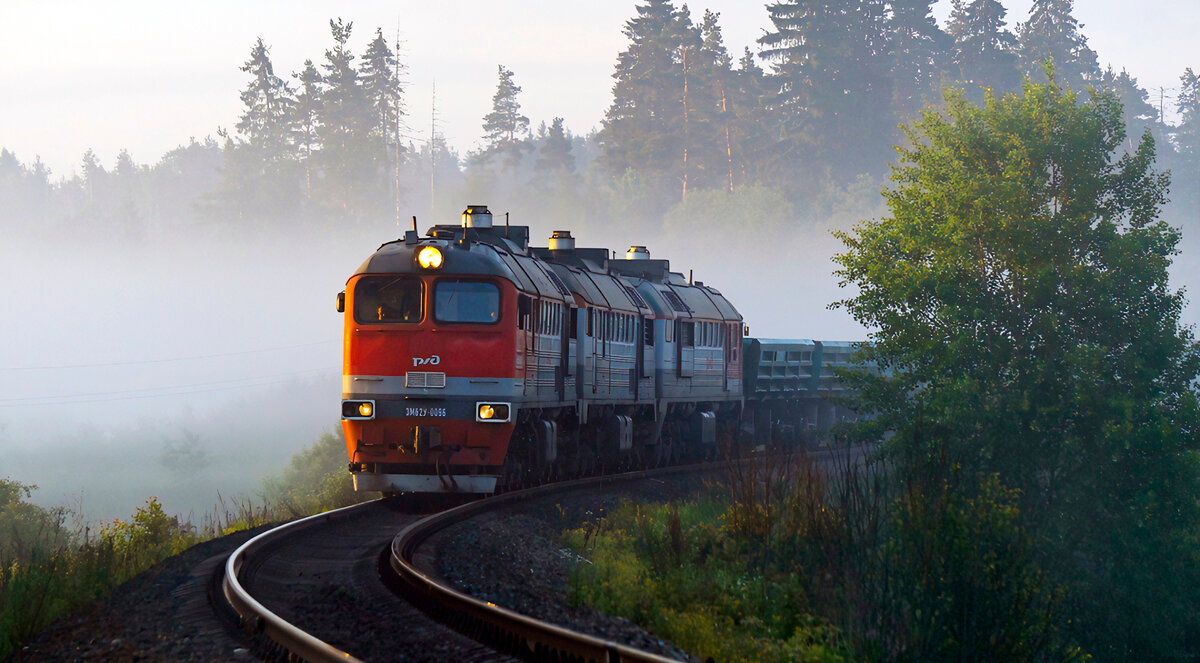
[338,205,859,494]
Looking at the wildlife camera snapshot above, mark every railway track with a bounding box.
[221,495,511,662]
[221,448,864,662]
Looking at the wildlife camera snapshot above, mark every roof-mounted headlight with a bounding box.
[417,245,444,270]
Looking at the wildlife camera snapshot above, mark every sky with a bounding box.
[2,0,1197,178]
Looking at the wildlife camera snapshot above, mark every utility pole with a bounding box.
[430,81,438,219]
[394,23,403,231]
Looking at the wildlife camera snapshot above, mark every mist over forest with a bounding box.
[1,0,1197,521]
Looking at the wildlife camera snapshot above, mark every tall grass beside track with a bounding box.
[564,449,1070,663]
[0,430,363,659]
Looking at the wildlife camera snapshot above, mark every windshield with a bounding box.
[435,280,500,324]
[353,276,423,324]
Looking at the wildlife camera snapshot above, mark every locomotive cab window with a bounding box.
[353,276,423,324]
[434,280,500,324]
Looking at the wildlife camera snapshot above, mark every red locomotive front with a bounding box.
[341,206,521,493]
[341,204,751,495]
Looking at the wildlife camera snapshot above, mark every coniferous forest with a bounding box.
[1,0,1197,242]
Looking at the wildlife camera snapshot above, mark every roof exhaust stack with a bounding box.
[626,245,650,260]
[461,204,493,228]
[549,230,575,250]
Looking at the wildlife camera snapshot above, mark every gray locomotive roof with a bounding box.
[355,239,521,282]
[355,223,738,319]
[752,338,819,347]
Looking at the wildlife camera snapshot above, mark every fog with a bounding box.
[3,182,1198,524]
[0,232,360,520]
[0,202,872,522]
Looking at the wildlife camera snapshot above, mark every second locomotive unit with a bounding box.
[339,205,746,493]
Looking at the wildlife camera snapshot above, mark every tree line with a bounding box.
[1,0,1198,241]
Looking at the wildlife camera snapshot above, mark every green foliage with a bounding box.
[0,486,197,660]
[835,74,1200,658]
[566,497,846,663]
[874,470,1063,661]
[567,454,1076,662]
[261,430,367,518]
[0,430,369,657]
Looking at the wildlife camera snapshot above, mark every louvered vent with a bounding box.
[544,269,573,297]
[662,290,689,313]
[623,285,649,309]
[405,372,447,388]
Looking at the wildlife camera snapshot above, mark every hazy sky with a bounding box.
[2,0,1196,178]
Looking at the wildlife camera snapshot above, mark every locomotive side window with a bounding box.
[518,295,531,330]
[434,280,500,324]
[353,276,423,324]
[680,321,695,347]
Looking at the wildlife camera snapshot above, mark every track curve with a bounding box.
[221,447,865,662]
[222,496,513,662]
[389,465,711,663]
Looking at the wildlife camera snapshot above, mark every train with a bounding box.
[338,205,860,494]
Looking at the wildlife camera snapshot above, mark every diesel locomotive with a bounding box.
[339,205,856,494]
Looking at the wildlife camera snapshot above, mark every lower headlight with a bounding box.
[476,402,511,423]
[342,400,376,420]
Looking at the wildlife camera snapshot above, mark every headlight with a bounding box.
[342,400,376,420]
[417,245,444,269]
[476,402,511,423]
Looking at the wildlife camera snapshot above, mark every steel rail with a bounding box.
[390,462,729,663]
[220,448,853,663]
[222,500,377,663]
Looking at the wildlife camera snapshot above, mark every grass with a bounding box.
[563,448,1070,663]
[0,429,366,659]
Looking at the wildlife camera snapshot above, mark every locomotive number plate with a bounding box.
[406,406,447,418]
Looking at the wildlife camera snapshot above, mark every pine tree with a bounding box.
[291,59,322,198]
[112,149,144,239]
[946,0,1020,100]
[535,117,575,177]
[235,38,293,164]
[1099,66,1160,148]
[360,29,405,155]
[480,65,530,171]
[314,18,379,218]
[80,148,104,205]
[599,0,686,204]
[1176,68,1200,205]
[759,0,894,182]
[886,0,951,118]
[694,9,738,192]
[730,48,775,187]
[1016,0,1099,91]
[219,37,300,221]
[360,28,406,217]
[673,5,715,199]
